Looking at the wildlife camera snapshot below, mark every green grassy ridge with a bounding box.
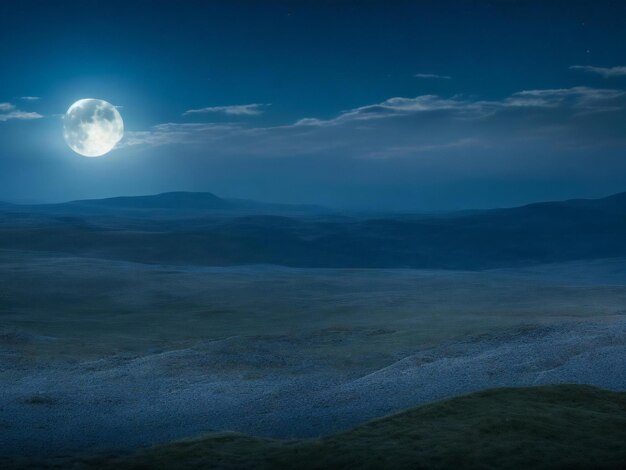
[50,384,626,469]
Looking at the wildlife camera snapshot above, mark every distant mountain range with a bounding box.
[31,192,330,215]
[1,190,626,269]
[68,191,237,210]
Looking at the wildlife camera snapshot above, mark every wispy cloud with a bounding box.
[0,111,44,122]
[570,65,626,78]
[130,87,626,149]
[292,95,477,127]
[123,123,241,147]
[291,86,626,127]
[507,87,626,112]
[183,103,269,116]
[0,102,43,122]
[414,73,452,80]
[124,86,626,167]
[19,96,40,101]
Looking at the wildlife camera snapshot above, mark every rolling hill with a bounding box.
[10,385,624,469]
[1,191,626,269]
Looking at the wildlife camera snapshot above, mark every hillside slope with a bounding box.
[13,385,625,469]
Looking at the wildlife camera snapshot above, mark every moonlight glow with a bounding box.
[63,99,124,157]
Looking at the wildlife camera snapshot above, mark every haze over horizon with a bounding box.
[5,187,626,216]
[2,0,626,210]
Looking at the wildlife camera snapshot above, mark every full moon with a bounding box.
[63,99,124,157]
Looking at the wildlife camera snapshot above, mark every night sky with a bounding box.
[1,0,626,210]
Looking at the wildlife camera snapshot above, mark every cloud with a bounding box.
[183,103,269,116]
[129,87,626,150]
[570,65,626,78]
[0,102,43,122]
[124,86,626,169]
[291,95,478,127]
[19,96,40,101]
[290,86,626,127]
[506,87,626,113]
[123,123,241,147]
[0,111,44,122]
[414,73,452,80]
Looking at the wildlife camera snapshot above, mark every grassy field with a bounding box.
[3,250,626,364]
[2,252,625,458]
[10,384,624,469]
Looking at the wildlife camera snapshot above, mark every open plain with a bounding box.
[2,250,625,459]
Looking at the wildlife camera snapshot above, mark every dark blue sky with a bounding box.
[1,0,626,210]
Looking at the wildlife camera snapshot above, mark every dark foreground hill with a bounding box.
[1,191,626,269]
[8,385,625,469]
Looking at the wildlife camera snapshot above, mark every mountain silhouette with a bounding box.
[2,190,626,269]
